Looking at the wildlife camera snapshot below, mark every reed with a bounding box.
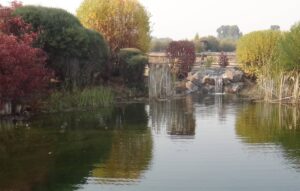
[257,69,300,104]
[46,87,114,112]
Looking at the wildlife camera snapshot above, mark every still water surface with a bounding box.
[1,95,300,191]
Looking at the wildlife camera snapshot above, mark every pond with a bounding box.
[1,95,300,191]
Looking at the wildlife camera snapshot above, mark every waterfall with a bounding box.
[214,76,223,94]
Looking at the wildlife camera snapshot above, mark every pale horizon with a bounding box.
[2,0,300,40]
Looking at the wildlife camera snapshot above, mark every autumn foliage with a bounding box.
[77,0,151,53]
[166,41,196,78]
[0,1,52,106]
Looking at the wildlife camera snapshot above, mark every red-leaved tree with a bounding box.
[166,40,196,78]
[0,1,52,111]
[218,52,229,67]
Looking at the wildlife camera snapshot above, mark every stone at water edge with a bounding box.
[202,76,216,86]
[222,68,244,83]
[185,81,198,93]
[224,82,245,94]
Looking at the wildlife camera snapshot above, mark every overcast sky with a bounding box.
[2,0,300,39]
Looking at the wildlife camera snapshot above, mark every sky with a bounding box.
[2,0,300,40]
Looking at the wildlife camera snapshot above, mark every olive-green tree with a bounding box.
[200,36,220,52]
[279,23,300,71]
[77,0,151,53]
[193,33,202,53]
[219,39,236,52]
[150,37,172,52]
[217,25,242,40]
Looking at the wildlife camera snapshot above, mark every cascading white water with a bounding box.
[214,76,223,94]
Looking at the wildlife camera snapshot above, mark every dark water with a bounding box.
[1,95,300,191]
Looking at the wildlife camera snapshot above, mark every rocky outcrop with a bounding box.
[183,67,247,94]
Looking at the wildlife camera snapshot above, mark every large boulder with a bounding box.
[186,81,198,93]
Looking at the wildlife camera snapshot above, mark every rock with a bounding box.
[203,85,215,94]
[224,82,244,94]
[186,72,199,81]
[175,81,187,94]
[223,68,244,83]
[185,81,198,93]
[202,76,215,85]
[223,78,231,85]
[232,82,244,93]
[182,67,246,95]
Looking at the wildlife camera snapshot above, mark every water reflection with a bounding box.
[149,96,196,137]
[0,104,152,191]
[236,103,300,170]
[194,94,243,120]
[2,97,300,190]
[92,105,153,183]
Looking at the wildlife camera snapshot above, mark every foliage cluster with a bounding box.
[279,24,300,71]
[237,24,300,103]
[192,25,241,53]
[14,6,110,89]
[1,0,153,114]
[150,37,173,52]
[77,0,151,54]
[236,30,282,75]
[0,1,53,108]
[199,35,236,52]
[118,48,148,89]
[166,40,196,78]
[217,25,242,40]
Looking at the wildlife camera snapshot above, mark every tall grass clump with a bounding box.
[46,87,114,112]
[78,87,114,108]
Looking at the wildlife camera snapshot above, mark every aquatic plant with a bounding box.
[46,87,114,112]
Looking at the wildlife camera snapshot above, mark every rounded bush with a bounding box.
[118,48,148,89]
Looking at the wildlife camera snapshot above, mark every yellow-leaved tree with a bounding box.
[236,30,282,76]
[77,0,151,54]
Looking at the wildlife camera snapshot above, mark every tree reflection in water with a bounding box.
[236,103,300,170]
[0,104,153,191]
[92,104,153,184]
[149,96,196,137]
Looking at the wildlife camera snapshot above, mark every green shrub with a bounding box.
[279,23,300,71]
[200,36,220,52]
[236,30,282,76]
[118,48,148,89]
[14,6,109,88]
